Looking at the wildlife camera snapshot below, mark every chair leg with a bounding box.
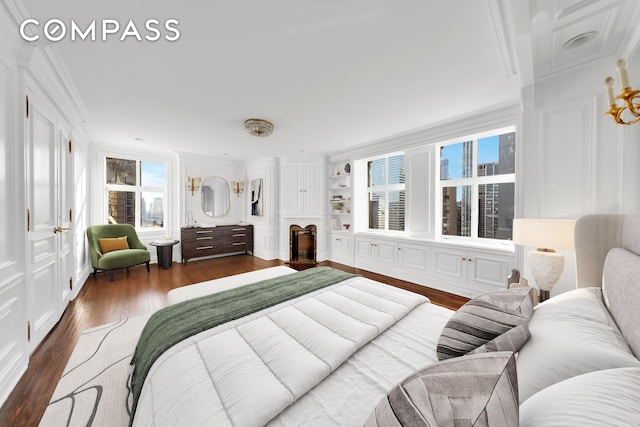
[93,269,97,277]
[146,261,150,272]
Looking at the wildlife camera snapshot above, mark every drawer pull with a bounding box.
[197,246,214,250]
[196,236,213,240]
[196,230,213,234]
[232,228,246,231]
[232,242,246,246]
[232,234,246,237]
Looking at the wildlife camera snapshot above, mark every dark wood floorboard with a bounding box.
[0,255,468,426]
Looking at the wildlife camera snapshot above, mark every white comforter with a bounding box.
[133,276,451,427]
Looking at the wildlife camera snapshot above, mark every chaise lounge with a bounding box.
[86,224,151,280]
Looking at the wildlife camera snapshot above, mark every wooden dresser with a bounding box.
[181,224,253,265]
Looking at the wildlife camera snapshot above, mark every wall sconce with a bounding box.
[604,59,640,126]
[185,176,201,196]
[230,180,245,197]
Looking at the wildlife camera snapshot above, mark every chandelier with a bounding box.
[244,118,274,137]
[604,59,640,126]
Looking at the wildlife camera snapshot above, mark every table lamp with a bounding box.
[513,219,576,302]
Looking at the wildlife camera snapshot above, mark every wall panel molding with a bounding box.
[539,97,596,218]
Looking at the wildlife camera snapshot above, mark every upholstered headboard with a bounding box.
[575,213,640,288]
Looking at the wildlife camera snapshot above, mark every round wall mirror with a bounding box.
[201,176,230,217]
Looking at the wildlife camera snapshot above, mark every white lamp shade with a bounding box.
[513,219,576,251]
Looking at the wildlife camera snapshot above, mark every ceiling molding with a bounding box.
[489,0,519,77]
[619,2,640,60]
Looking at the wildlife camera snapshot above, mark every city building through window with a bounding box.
[105,156,167,230]
[438,126,516,241]
[367,153,405,232]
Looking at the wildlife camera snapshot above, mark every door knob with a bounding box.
[54,226,70,233]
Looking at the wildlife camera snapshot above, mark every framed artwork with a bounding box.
[250,178,263,216]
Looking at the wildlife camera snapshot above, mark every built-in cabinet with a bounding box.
[282,161,322,215]
[430,246,513,295]
[353,234,515,298]
[328,232,353,265]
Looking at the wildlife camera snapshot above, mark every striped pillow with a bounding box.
[365,351,519,427]
[437,287,534,360]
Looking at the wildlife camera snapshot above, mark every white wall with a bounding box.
[178,152,246,228]
[520,54,640,296]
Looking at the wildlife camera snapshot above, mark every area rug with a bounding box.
[39,314,151,427]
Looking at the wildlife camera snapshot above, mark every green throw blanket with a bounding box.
[129,266,356,423]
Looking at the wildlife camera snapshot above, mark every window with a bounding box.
[105,157,167,230]
[367,153,405,231]
[438,127,515,241]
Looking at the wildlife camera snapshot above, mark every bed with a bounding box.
[131,266,453,426]
[129,214,640,426]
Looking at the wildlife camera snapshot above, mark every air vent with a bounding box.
[562,31,598,50]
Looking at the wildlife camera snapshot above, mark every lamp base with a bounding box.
[529,249,565,301]
[539,289,551,302]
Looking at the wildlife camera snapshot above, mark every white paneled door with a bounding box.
[25,89,73,351]
[57,126,73,311]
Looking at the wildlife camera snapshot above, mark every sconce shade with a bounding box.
[230,180,245,197]
[185,176,201,196]
[513,219,575,251]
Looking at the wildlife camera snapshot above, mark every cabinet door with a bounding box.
[337,234,352,257]
[467,251,512,291]
[330,234,341,253]
[329,233,353,264]
[374,239,398,268]
[355,236,375,262]
[431,246,465,284]
[283,163,303,213]
[398,242,429,276]
[302,162,321,213]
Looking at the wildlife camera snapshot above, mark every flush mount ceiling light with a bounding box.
[244,118,274,137]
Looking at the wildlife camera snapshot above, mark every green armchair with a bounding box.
[86,224,151,280]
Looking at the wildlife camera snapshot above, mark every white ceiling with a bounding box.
[20,0,640,161]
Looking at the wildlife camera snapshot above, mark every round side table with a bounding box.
[150,240,179,269]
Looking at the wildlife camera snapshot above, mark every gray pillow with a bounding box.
[365,351,519,427]
[437,287,534,360]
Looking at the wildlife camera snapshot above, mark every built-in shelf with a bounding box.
[328,162,353,235]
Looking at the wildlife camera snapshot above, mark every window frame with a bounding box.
[436,125,516,244]
[365,151,406,233]
[102,154,168,232]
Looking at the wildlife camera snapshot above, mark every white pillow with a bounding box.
[516,287,640,403]
[520,367,640,426]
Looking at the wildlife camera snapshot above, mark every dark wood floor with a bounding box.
[0,255,468,426]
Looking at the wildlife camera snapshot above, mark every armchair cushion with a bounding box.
[98,249,150,270]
